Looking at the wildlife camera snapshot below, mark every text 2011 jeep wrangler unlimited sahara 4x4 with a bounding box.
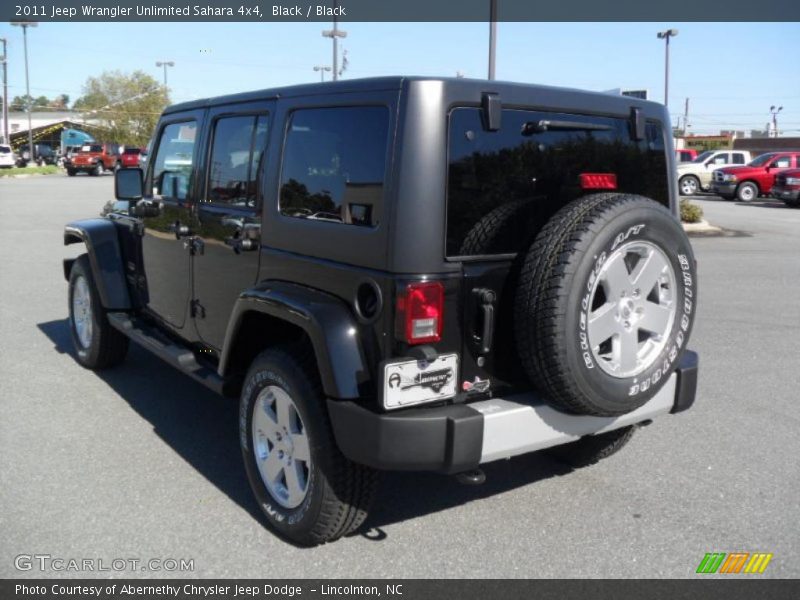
[63,77,698,546]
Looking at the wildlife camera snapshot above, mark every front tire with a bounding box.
[67,168,77,177]
[240,346,377,546]
[68,255,129,369]
[736,181,758,202]
[92,161,104,176]
[514,193,697,416]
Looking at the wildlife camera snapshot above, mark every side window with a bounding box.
[733,153,745,164]
[772,156,791,168]
[206,114,268,207]
[279,106,389,227]
[151,121,197,201]
[711,154,729,165]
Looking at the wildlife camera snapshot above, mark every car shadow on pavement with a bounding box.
[38,318,576,545]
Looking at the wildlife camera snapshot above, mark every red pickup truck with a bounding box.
[67,143,120,176]
[711,152,800,201]
[771,169,800,207]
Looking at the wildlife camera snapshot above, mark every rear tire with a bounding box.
[240,346,378,546]
[784,199,799,208]
[514,193,697,416]
[546,426,636,468]
[736,181,758,202]
[68,255,129,369]
[679,175,700,196]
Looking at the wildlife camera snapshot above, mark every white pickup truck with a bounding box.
[677,149,752,195]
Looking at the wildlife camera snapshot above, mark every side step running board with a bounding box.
[107,312,230,396]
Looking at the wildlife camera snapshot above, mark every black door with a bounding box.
[191,103,273,350]
[140,114,203,330]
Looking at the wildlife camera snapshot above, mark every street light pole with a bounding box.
[11,21,37,161]
[769,105,783,138]
[0,37,8,144]
[313,65,331,82]
[321,2,347,81]
[155,60,174,93]
[656,29,678,108]
[488,0,497,80]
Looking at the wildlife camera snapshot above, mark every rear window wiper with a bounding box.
[522,120,613,136]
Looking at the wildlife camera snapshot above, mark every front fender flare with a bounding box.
[219,282,368,400]
[64,218,131,310]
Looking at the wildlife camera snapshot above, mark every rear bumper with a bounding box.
[328,350,698,473]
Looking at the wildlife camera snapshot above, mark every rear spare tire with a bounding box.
[514,193,697,416]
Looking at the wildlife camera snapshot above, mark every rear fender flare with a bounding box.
[220,282,368,400]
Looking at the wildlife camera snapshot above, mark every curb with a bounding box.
[682,219,721,234]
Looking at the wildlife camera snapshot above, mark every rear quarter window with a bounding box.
[279,106,390,227]
[446,107,668,257]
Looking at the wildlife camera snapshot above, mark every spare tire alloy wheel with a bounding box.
[515,193,697,416]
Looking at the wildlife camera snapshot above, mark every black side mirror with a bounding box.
[115,167,144,200]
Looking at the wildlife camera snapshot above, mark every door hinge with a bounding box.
[190,299,206,319]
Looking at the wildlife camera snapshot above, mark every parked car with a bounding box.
[0,144,16,168]
[63,77,698,546]
[61,145,84,168]
[675,148,698,163]
[67,143,121,176]
[771,169,800,207]
[17,143,58,166]
[711,152,800,201]
[119,146,146,168]
[676,149,751,195]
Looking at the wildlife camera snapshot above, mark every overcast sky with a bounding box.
[0,21,798,134]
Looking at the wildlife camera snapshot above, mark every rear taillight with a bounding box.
[580,173,617,190]
[398,282,444,345]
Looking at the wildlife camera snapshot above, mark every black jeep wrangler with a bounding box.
[63,77,698,546]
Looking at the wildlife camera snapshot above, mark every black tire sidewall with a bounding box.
[563,202,697,413]
[239,352,328,543]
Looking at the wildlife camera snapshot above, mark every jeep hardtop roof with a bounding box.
[163,76,664,116]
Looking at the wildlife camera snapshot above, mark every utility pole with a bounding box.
[488,0,497,80]
[656,29,678,107]
[321,2,347,81]
[155,60,175,92]
[11,21,37,162]
[683,97,690,133]
[0,37,8,144]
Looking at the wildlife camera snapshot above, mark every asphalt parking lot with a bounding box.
[1,174,798,579]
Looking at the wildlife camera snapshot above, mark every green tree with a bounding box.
[10,95,32,111]
[72,70,169,146]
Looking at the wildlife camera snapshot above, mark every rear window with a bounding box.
[279,106,389,227]
[0,146,10,154]
[446,108,668,257]
[123,148,141,155]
